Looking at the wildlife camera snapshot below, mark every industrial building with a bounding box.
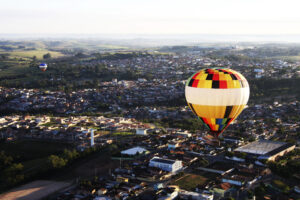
[234,140,295,161]
[149,157,183,172]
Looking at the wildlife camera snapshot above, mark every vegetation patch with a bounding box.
[9,50,64,59]
[111,132,134,136]
[0,140,72,161]
[271,180,290,193]
[172,173,208,191]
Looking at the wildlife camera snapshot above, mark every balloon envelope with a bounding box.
[39,63,47,71]
[185,68,250,137]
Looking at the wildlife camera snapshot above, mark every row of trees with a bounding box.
[267,149,300,178]
[0,144,109,192]
[0,151,24,189]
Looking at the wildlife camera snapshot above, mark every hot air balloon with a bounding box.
[185,68,249,139]
[39,63,47,72]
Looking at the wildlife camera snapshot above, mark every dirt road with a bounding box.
[0,180,71,200]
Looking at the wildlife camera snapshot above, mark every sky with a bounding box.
[0,0,300,36]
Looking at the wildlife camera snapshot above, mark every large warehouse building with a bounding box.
[149,157,183,172]
[234,140,295,161]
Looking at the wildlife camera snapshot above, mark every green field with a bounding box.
[9,50,64,59]
[172,173,209,191]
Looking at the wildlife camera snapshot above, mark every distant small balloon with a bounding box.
[185,68,250,138]
[39,63,47,72]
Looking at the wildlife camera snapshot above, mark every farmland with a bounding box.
[8,50,64,60]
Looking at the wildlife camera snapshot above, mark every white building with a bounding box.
[90,129,94,147]
[136,128,147,135]
[121,147,147,156]
[149,157,183,172]
[168,142,180,149]
[179,190,214,200]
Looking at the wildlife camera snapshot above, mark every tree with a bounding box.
[247,190,254,199]
[254,184,266,197]
[48,155,67,168]
[62,149,79,160]
[4,163,24,185]
[199,158,209,166]
[43,53,51,59]
[0,151,13,170]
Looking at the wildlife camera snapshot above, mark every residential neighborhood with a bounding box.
[0,42,299,200]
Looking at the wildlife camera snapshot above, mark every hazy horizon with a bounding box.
[1,33,300,45]
[1,0,300,38]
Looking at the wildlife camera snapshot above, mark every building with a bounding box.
[90,129,94,147]
[121,146,147,156]
[222,174,256,186]
[223,136,242,145]
[149,157,183,172]
[197,162,234,175]
[179,190,214,200]
[116,176,129,183]
[175,131,191,138]
[168,142,180,149]
[136,128,147,135]
[234,140,295,161]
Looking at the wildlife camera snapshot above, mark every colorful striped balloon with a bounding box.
[185,68,250,137]
[39,63,47,72]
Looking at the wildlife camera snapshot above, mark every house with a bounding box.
[221,172,257,187]
[175,131,191,138]
[221,175,248,186]
[116,176,129,183]
[136,128,147,135]
[149,157,183,172]
[97,188,107,195]
[210,183,232,198]
[157,186,179,200]
[294,185,300,194]
[223,136,242,145]
[168,142,180,150]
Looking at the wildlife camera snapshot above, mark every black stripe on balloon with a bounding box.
[226,118,232,124]
[198,117,205,125]
[206,74,213,80]
[240,80,244,88]
[212,81,219,88]
[188,79,194,87]
[189,103,197,115]
[224,106,233,118]
[230,74,238,80]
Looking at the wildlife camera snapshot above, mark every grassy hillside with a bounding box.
[9,50,64,59]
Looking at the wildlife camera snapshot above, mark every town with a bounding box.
[0,42,299,200]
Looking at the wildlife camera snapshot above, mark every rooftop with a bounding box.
[234,140,288,156]
[206,161,235,171]
[150,157,176,165]
[121,146,147,155]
